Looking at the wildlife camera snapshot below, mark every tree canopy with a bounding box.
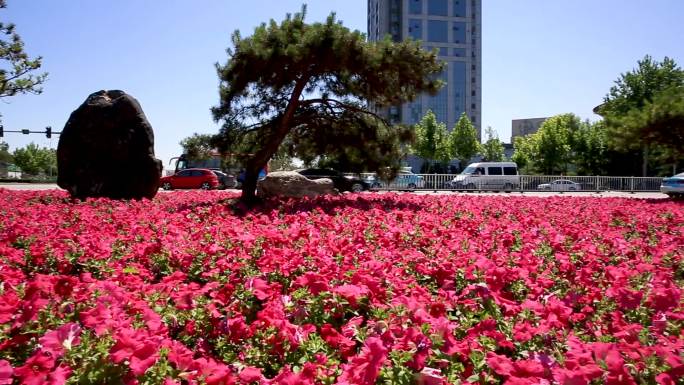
[480,126,504,162]
[179,133,215,160]
[599,55,684,175]
[449,112,480,167]
[12,142,55,175]
[511,114,611,175]
[0,0,47,111]
[211,7,444,201]
[412,110,450,172]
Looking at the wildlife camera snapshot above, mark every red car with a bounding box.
[160,168,219,190]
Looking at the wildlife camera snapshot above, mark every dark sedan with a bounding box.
[297,168,369,192]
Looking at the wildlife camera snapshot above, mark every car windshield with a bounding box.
[461,166,477,175]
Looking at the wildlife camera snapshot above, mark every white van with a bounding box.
[450,162,519,191]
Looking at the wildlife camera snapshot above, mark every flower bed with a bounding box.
[0,190,682,385]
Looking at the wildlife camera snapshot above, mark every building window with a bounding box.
[409,19,423,40]
[453,47,465,56]
[452,22,466,43]
[453,0,466,17]
[471,116,476,122]
[409,0,422,14]
[471,90,476,96]
[471,103,476,109]
[471,64,476,70]
[471,77,476,82]
[427,0,448,16]
[427,20,448,43]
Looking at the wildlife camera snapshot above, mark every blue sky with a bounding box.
[2,0,683,170]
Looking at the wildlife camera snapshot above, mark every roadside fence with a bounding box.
[350,174,663,193]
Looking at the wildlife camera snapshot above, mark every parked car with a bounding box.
[211,170,237,189]
[160,168,219,190]
[660,172,684,198]
[296,168,369,192]
[450,162,519,191]
[366,169,425,191]
[537,179,582,191]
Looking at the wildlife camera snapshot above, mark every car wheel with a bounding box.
[503,183,512,192]
[162,182,173,190]
[200,182,211,190]
[371,182,382,189]
[407,183,417,191]
[350,183,364,193]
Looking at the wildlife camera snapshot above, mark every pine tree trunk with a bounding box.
[642,145,649,177]
[238,76,309,205]
[240,166,261,204]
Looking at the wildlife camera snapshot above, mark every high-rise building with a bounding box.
[368,0,482,139]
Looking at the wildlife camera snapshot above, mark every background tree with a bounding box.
[511,134,534,173]
[598,55,684,175]
[179,133,214,160]
[449,112,480,170]
[0,141,12,163]
[0,0,47,114]
[413,110,450,172]
[12,142,56,175]
[533,114,579,174]
[511,113,586,174]
[480,126,504,162]
[570,120,608,175]
[211,7,444,202]
[616,85,684,174]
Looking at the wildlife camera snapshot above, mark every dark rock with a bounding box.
[57,90,162,199]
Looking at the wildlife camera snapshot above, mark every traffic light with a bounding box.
[46,126,52,138]
[0,125,3,137]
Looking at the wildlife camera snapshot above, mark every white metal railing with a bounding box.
[345,173,664,192]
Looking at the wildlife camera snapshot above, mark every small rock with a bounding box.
[257,171,338,198]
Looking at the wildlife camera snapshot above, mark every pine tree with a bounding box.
[211,7,444,202]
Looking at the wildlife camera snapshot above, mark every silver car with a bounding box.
[537,179,582,191]
[660,172,684,198]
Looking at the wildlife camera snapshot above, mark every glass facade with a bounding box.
[452,0,466,17]
[427,0,448,16]
[451,61,466,119]
[367,0,480,135]
[409,101,423,125]
[426,71,448,123]
[409,0,422,14]
[452,22,466,43]
[427,20,448,42]
[409,19,422,40]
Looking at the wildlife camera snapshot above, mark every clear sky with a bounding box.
[2,0,683,171]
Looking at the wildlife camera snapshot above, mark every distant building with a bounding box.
[368,0,482,139]
[511,117,548,142]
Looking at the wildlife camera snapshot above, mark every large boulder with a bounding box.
[57,90,162,199]
[257,171,338,198]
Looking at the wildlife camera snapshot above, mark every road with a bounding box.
[0,183,672,199]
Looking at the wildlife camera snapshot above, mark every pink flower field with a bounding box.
[0,190,682,385]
